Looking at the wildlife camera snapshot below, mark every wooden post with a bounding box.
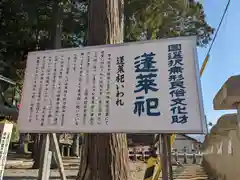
[161,134,169,180]
[167,135,173,180]
[43,151,52,180]
[37,134,67,180]
[38,134,50,180]
[50,133,66,179]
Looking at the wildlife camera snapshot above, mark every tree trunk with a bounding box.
[77,134,130,180]
[77,0,131,180]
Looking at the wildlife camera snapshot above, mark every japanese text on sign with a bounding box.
[133,52,161,117]
[168,44,188,124]
[18,36,205,133]
[0,123,13,180]
[116,56,125,106]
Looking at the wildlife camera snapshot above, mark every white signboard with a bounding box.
[18,36,206,133]
[0,123,13,179]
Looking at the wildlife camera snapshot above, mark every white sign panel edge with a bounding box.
[18,36,206,134]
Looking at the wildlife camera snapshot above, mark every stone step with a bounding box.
[173,165,209,180]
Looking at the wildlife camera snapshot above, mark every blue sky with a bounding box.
[198,0,237,129]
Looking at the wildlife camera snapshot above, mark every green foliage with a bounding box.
[125,0,214,46]
[10,121,20,143]
[0,0,214,146]
[0,0,87,80]
[0,0,213,87]
[0,0,88,97]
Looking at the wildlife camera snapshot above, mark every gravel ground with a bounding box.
[4,169,78,180]
[3,155,205,180]
[3,161,147,180]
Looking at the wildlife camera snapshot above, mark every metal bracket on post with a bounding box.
[37,133,66,180]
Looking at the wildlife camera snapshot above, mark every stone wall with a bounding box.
[202,75,240,180]
[202,113,239,180]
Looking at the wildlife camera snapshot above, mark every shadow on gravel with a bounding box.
[5,167,79,170]
[3,176,77,180]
